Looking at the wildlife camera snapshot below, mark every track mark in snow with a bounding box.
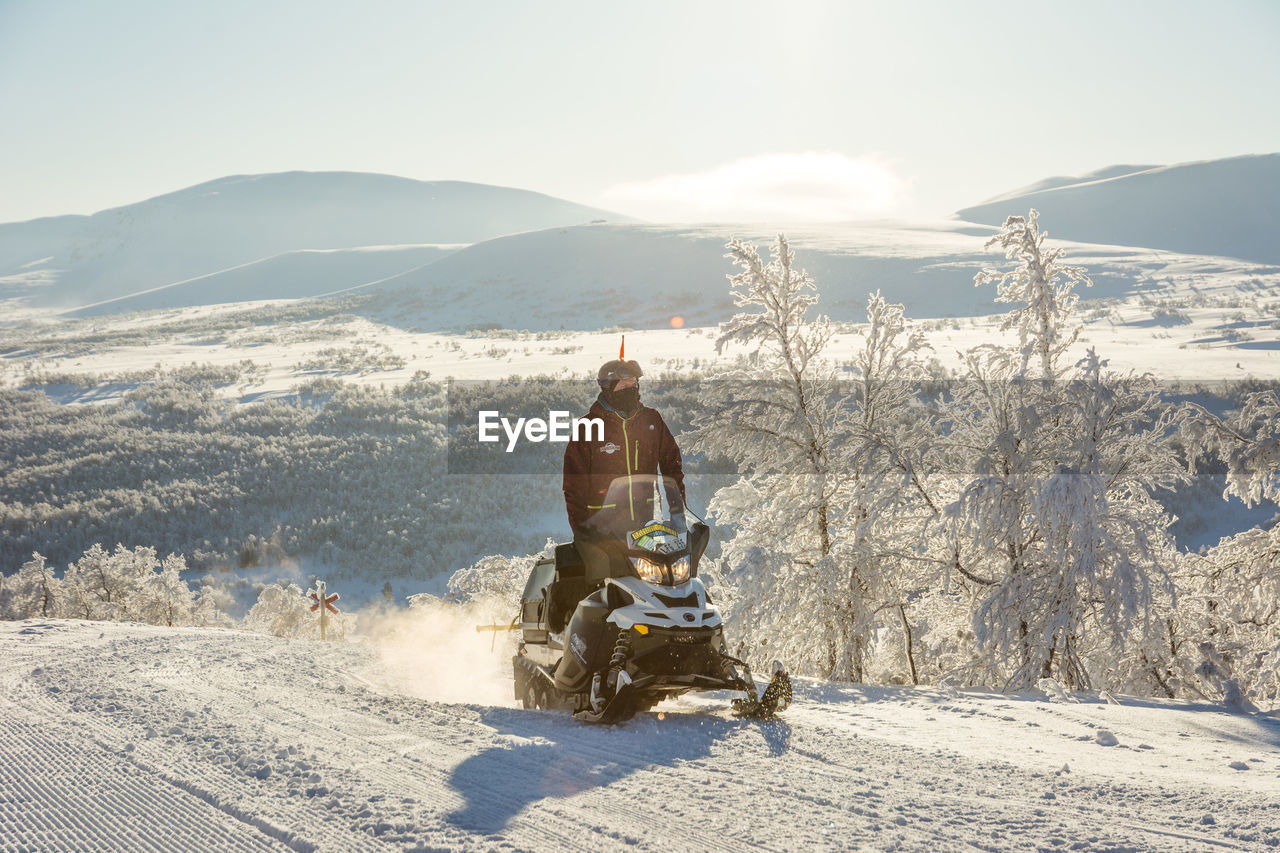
[110,746,319,853]
[0,710,292,852]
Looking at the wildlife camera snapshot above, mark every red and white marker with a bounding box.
[308,591,340,615]
[307,581,340,639]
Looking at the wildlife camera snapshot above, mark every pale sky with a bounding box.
[1,0,1277,224]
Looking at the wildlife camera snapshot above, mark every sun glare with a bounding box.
[602,151,913,223]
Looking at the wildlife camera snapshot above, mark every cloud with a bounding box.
[602,151,913,223]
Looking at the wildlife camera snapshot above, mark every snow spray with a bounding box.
[355,597,518,707]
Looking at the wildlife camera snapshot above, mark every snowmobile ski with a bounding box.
[572,680,640,724]
[731,664,792,719]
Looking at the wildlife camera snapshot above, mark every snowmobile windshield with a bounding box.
[581,474,699,556]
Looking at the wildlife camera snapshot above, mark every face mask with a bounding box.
[607,385,640,413]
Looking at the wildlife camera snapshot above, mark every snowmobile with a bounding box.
[511,474,791,724]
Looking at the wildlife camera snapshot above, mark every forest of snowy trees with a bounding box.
[0,364,727,578]
[686,213,1280,708]
[0,541,363,640]
[2,210,1279,708]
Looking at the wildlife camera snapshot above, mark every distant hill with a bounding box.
[352,220,1187,332]
[7,160,1275,326]
[956,154,1280,265]
[70,244,458,316]
[0,172,628,311]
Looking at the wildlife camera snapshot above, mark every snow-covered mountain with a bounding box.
[352,219,1279,331]
[6,156,1277,324]
[956,153,1280,265]
[0,172,627,312]
[72,244,459,316]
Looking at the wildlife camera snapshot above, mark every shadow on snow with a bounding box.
[444,702,791,834]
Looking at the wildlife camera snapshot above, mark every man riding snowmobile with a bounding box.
[562,348,685,539]
[561,344,685,591]
[503,343,789,722]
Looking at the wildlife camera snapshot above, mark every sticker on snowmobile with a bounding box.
[631,522,683,554]
[570,632,589,665]
[631,522,677,541]
[600,442,621,454]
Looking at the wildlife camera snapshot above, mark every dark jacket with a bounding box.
[562,396,686,535]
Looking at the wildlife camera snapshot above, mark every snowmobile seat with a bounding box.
[554,543,585,578]
[548,543,587,633]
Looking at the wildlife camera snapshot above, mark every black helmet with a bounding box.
[597,358,642,391]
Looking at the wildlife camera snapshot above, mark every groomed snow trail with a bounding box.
[2,621,1278,852]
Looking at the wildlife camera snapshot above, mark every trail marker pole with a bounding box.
[308,580,341,640]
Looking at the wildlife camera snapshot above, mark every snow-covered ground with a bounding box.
[3,620,1278,852]
[5,284,1280,408]
[6,199,1280,405]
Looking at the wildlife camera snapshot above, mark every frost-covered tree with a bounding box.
[955,355,1183,688]
[835,292,941,683]
[193,582,236,628]
[974,209,1092,378]
[53,543,226,627]
[137,553,198,627]
[1147,525,1280,710]
[244,580,314,638]
[687,240,937,681]
[0,553,64,619]
[63,544,155,621]
[1180,388,1280,508]
[446,544,551,626]
[1154,388,1280,708]
[693,236,839,549]
[447,552,538,605]
[940,215,1184,690]
[685,236,847,677]
[13,543,224,628]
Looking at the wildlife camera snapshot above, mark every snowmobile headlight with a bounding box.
[631,555,690,585]
[631,556,665,584]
